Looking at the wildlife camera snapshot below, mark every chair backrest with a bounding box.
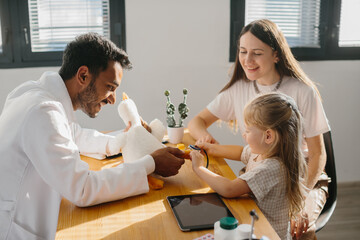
[322,131,337,212]
[315,131,337,232]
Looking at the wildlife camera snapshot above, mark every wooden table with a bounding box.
[56,131,280,239]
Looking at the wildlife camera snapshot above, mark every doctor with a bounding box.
[0,33,185,240]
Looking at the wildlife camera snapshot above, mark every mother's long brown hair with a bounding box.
[221,19,320,97]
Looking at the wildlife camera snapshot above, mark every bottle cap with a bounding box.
[219,217,238,230]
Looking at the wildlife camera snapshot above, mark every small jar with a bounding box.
[237,224,256,239]
[214,217,238,240]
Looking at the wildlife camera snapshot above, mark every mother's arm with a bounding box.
[291,134,327,239]
[305,134,327,189]
[187,108,219,144]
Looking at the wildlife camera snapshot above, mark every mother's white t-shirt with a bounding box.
[207,76,330,152]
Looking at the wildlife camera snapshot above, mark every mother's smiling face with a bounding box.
[238,31,279,85]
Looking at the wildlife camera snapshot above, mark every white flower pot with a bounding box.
[167,126,184,144]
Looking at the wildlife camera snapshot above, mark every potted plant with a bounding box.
[164,88,189,144]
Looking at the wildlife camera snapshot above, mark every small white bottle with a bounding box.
[214,217,239,240]
[237,224,256,239]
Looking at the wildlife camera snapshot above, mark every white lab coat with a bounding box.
[0,72,155,240]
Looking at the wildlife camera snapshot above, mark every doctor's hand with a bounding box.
[124,121,132,132]
[123,118,151,133]
[140,118,152,133]
[151,147,185,177]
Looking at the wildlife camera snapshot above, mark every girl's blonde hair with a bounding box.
[244,92,308,219]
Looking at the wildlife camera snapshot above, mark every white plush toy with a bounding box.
[115,92,166,189]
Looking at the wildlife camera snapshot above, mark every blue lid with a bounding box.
[219,217,238,230]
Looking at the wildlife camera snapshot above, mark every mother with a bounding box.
[188,19,330,240]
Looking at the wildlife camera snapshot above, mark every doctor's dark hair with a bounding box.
[59,32,132,81]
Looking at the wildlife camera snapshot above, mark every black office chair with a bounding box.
[315,131,337,232]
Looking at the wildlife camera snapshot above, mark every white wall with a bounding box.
[0,0,359,183]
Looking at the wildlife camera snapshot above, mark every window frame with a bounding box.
[0,0,126,68]
[230,0,360,62]
[0,0,13,64]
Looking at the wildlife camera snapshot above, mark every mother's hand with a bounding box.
[291,212,309,239]
[195,133,218,145]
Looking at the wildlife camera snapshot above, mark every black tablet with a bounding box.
[167,193,234,231]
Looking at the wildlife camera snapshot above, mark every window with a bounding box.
[0,19,3,53]
[0,0,126,68]
[0,0,13,64]
[339,0,360,47]
[230,0,360,61]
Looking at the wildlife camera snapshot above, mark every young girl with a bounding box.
[191,93,308,240]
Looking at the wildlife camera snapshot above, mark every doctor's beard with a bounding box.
[76,77,102,118]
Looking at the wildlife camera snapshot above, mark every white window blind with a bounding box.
[339,0,360,47]
[28,0,110,52]
[245,0,321,48]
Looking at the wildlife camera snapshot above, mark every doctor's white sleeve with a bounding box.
[71,122,123,156]
[22,102,153,207]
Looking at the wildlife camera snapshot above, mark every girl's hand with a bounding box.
[195,133,218,145]
[190,150,205,170]
[195,142,216,156]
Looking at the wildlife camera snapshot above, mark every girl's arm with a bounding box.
[188,108,219,144]
[196,143,244,161]
[190,151,250,198]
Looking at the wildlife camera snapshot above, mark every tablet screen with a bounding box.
[167,193,234,231]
